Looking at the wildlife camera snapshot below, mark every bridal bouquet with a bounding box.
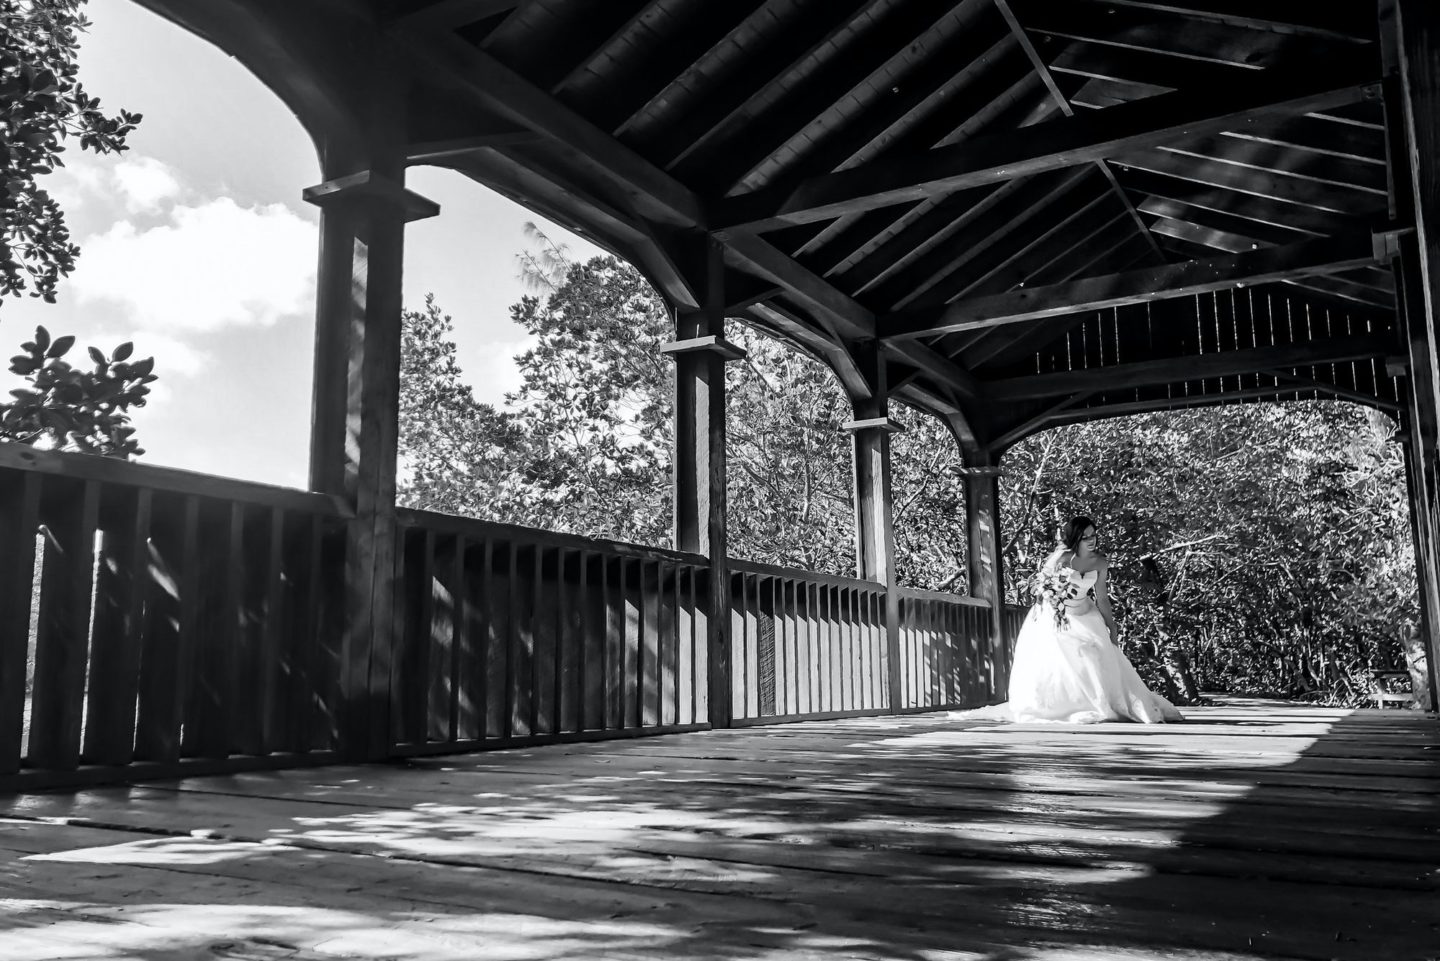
[1034,566,1086,629]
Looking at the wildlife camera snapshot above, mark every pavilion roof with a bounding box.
[139,0,1404,449]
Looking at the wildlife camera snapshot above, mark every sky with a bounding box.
[1,1,604,489]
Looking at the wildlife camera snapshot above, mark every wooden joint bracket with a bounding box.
[1385,354,1411,377]
[1373,223,1415,261]
[955,466,1003,478]
[658,335,748,362]
[841,416,905,434]
[303,171,440,223]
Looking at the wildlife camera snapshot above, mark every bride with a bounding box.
[1005,516,1182,724]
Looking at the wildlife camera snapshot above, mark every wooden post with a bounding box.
[962,463,1008,703]
[662,236,744,728]
[1394,0,1440,707]
[844,343,904,713]
[305,157,438,758]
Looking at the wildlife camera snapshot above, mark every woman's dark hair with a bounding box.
[1059,516,1095,552]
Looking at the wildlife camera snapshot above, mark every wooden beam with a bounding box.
[406,130,541,163]
[396,29,705,228]
[881,340,980,401]
[717,232,876,339]
[882,235,1380,340]
[994,0,1166,265]
[714,71,1378,230]
[1265,369,1402,411]
[746,302,871,401]
[1114,149,1387,216]
[985,336,1389,401]
[989,392,1098,451]
[382,0,521,30]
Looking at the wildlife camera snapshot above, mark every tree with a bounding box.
[2,324,156,457]
[1,0,140,302]
[396,295,521,517]
[998,403,1415,705]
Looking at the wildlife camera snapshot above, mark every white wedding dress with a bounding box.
[1003,567,1182,724]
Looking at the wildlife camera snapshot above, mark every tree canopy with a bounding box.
[396,246,1417,707]
[1,0,139,302]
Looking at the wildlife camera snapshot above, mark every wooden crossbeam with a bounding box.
[397,29,705,229]
[714,71,1378,231]
[881,235,1380,340]
[382,0,520,30]
[985,336,1389,401]
[881,341,980,401]
[717,232,875,340]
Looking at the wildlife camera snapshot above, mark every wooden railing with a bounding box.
[0,446,1013,789]
[390,510,710,753]
[0,445,350,790]
[896,587,999,711]
[728,560,889,724]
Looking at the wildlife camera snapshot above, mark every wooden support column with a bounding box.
[662,237,744,728]
[1395,0,1440,707]
[844,343,904,713]
[961,463,1008,702]
[305,161,438,758]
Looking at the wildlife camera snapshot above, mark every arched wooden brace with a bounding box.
[659,236,746,727]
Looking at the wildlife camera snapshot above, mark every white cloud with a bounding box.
[112,156,184,213]
[73,197,316,333]
[470,336,536,406]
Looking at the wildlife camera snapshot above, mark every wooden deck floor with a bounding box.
[1,700,1437,961]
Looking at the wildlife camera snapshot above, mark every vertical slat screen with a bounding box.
[0,450,348,792]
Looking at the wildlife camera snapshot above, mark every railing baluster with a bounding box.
[30,479,100,771]
[0,471,40,775]
[83,486,150,766]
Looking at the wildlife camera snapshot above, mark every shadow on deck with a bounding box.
[1,699,1437,960]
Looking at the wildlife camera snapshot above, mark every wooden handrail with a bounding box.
[0,443,349,516]
[397,507,708,567]
[728,557,883,591]
[894,585,991,607]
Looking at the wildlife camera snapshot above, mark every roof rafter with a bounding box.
[395,28,706,228]
[714,70,1379,231]
[882,234,1381,340]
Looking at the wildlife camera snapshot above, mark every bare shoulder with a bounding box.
[1094,554,1111,571]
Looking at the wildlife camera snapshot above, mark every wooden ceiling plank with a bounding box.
[883,234,1380,340]
[989,390,1098,450]
[1088,1,1375,45]
[742,20,1015,199]
[1151,228,1396,307]
[595,1,771,135]
[847,177,1049,299]
[1115,166,1370,235]
[1155,142,1389,197]
[945,224,1146,366]
[1114,149,1387,217]
[995,0,1166,267]
[889,174,1115,311]
[718,232,876,340]
[546,1,664,96]
[1047,40,1256,92]
[640,0,880,168]
[396,29,704,228]
[1218,116,1388,166]
[715,71,1378,231]
[1014,0,1332,69]
[694,0,964,192]
[987,335,1390,400]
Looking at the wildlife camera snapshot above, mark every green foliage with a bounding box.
[1000,403,1415,705]
[2,324,156,457]
[1,0,140,302]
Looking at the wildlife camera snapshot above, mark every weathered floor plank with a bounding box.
[2,701,1438,960]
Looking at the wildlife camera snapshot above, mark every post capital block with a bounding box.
[303,170,440,222]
